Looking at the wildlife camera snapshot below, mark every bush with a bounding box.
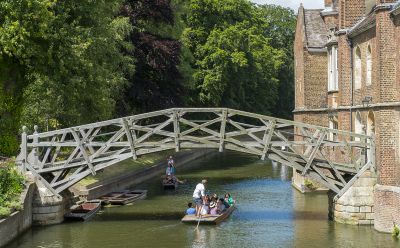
[0,159,24,218]
[393,225,400,239]
[304,179,317,191]
[0,207,11,218]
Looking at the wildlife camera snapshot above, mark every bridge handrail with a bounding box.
[26,108,373,141]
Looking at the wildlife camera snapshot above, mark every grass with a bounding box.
[79,151,171,186]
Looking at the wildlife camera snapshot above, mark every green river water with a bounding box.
[6,152,399,248]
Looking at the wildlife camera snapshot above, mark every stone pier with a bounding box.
[328,171,376,225]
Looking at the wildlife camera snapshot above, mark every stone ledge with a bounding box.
[0,183,36,247]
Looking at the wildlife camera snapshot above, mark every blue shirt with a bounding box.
[186,208,196,215]
[166,166,176,176]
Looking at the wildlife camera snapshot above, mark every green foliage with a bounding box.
[393,225,400,239]
[304,179,317,190]
[0,160,24,218]
[0,0,297,157]
[182,0,293,115]
[0,0,134,129]
[0,207,11,219]
[258,5,296,119]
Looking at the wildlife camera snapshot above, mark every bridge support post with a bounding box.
[219,109,227,152]
[328,171,376,225]
[173,110,180,152]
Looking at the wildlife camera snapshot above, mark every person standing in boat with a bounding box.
[193,179,207,217]
[166,156,186,184]
[167,155,175,167]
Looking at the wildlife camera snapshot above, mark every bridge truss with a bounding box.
[17,108,374,199]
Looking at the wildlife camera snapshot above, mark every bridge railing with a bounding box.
[17,108,374,198]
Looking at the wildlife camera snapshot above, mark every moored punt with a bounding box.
[98,191,127,205]
[181,205,236,225]
[108,190,147,205]
[64,200,101,221]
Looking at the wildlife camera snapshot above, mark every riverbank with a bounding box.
[0,183,36,247]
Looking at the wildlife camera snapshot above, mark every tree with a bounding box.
[0,0,133,156]
[117,0,185,114]
[182,0,285,115]
[258,4,296,119]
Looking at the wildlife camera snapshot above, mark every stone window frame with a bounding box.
[328,115,339,141]
[366,44,372,86]
[354,110,364,141]
[328,45,339,92]
[354,46,362,90]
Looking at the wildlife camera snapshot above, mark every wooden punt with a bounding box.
[98,191,128,205]
[64,200,101,221]
[181,205,236,225]
[162,179,178,190]
[108,190,147,205]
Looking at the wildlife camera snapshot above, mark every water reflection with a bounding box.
[280,164,289,181]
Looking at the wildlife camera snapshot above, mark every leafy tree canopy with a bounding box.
[0,0,134,129]
[183,0,288,115]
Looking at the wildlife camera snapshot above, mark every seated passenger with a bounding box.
[186,202,196,215]
[224,193,234,206]
[212,193,218,199]
[209,201,217,215]
[220,197,230,209]
[217,198,225,214]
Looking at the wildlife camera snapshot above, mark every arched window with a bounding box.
[354,47,362,90]
[366,111,375,162]
[354,111,363,141]
[366,45,372,86]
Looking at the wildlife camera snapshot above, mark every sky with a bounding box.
[250,0,324,10]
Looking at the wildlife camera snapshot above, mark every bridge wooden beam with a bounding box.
[261,121,275,161]
[122,118,137,160]
[173,110,181,152]
[302,131,326,176]
[219,109,227,152]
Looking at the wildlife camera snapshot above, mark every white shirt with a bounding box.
[192,183,205,199]
[200,205,209,215]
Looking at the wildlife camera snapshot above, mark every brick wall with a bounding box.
[351,30,377,105]
[304,52,328,109]
[376,9,397,103]
[374,185,400,232]
[339,0,366,29]
[294,6,305,109]
[338,34,352,107]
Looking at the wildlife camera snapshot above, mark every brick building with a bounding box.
[294,0,400,232]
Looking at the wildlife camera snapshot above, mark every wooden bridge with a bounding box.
[16,108,374,199]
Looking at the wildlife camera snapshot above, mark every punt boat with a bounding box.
[108,190,147,205]
[181,205,236,225]
[162,179,178,190]
[64,200,101,221]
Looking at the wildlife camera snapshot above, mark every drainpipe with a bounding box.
[347,37,354,132]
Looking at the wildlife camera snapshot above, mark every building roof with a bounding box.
[303,9,328,49]
[348,12,376,38]
[390,1,400,15]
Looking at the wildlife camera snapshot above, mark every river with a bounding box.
[7,152,399,248]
